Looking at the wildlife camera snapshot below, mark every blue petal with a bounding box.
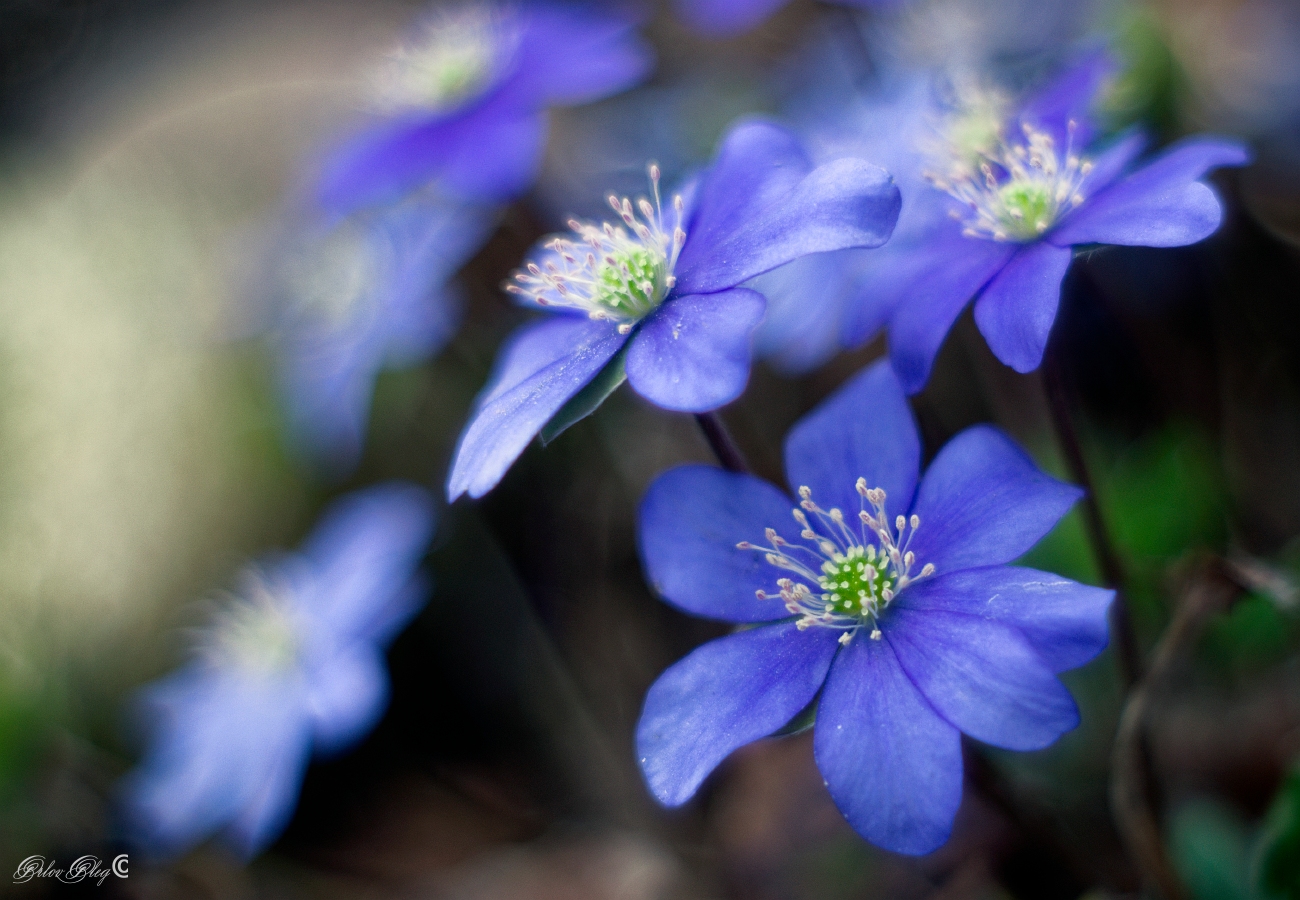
[887,608,1080,751]
[447,316,627,500]
[972,241,1074,373]
[224,728,313,858]
[122,672,310,858]
[783,359,921,521]
[907,426,1083,573]
[671,0,788,35]
[297,482,435,642]
[750,249,870,375]
[625,288,765,412]
[315,98,546,212]
[638,465,801,623]
[1048,137,1250,248]
[674,121,900,295]
[503,3,653,107]
[813,634,962,856]
[304,646,389,755]
[897,566,1114,673]
[1018,49,1116,148]
[886,230,1016,395]
[637,621,840,806]
[1078,129,1148,196]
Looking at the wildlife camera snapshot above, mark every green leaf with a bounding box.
[539,349,627,446]
[1170,800,1255,900]
[1259,769,1300,899]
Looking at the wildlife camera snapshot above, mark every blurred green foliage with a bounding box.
[1171,801,1256,900]
[1259,768,1300,900]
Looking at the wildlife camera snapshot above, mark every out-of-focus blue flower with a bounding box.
[268,199,493,473]
[674,0,907,37]
[635,360,1112,854]
[120,483,435,858]
[446,120,901,500]
[860,53,1249,394]
[315,2,653,213]
[750,75,940,373]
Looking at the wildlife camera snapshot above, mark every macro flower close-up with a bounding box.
[445,119,901,500]
[864,53,1250,393]
[636,361,1113,853]
[119,483,435,857]
[5,0,1300,896]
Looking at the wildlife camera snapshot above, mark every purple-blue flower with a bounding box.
[635,360,1113,854]
[674,0,907,37]
[315,2,652,213]
[268,199,492,473]
[446,120,901,500]
[861,56,1250,394]
[119,483,434,858]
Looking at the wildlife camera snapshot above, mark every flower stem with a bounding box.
[694,412,750,475]
[1042,349,1143,689]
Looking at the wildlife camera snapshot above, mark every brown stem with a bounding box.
[694,411,750,475]
[1110,558,1245,900]
[1042,349,1144,690]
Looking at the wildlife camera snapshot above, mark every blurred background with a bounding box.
[2,0,1300,897]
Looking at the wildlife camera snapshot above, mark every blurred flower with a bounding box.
[120,483,435,858]
[674,0,907,37]
[315,2,653,213]
[864,52,1248,393]
[750,74,940,373]
[266,199,493,473]
[446,120,901,500]
[635,360,1112,854]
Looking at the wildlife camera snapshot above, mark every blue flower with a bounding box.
[119,483,435,858]
[635,360,1113,854]
[674,0,907,37]
[446,120,901,500]
[315,2,653,213]
[750,74,941,373]
[268,199,493,473]
[861,54,1249,394]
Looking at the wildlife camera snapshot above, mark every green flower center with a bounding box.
[208,579,299,673]
[997,181,1057,239]
[817,545,897,619]
[592,247,666,319]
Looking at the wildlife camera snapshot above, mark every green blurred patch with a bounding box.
[1258,769,1300,900]
[1200,593,1297,676]
[1171,800,1256,900]
[1099,4,1188,141]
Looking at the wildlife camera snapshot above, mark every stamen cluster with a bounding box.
[506,166,687,333]
[371,6,511,114]
[739,481,935,646]
[927,120,1093,242]
[201,574,300,673]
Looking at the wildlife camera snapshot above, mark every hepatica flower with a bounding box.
[316,2,652,212]
[446,120,900,500]
[870,55,1250,394]
[269,199,492,473]
[635,361,1113,854]
[120,483,434,857]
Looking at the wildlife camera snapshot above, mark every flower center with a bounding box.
[738,481,935,646]
[507,166,687,333]
[926,120,1093,242]
[371,6,512,114]
[205,574,299,673]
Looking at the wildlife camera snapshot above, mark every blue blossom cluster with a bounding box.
[121,0,1257,869]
